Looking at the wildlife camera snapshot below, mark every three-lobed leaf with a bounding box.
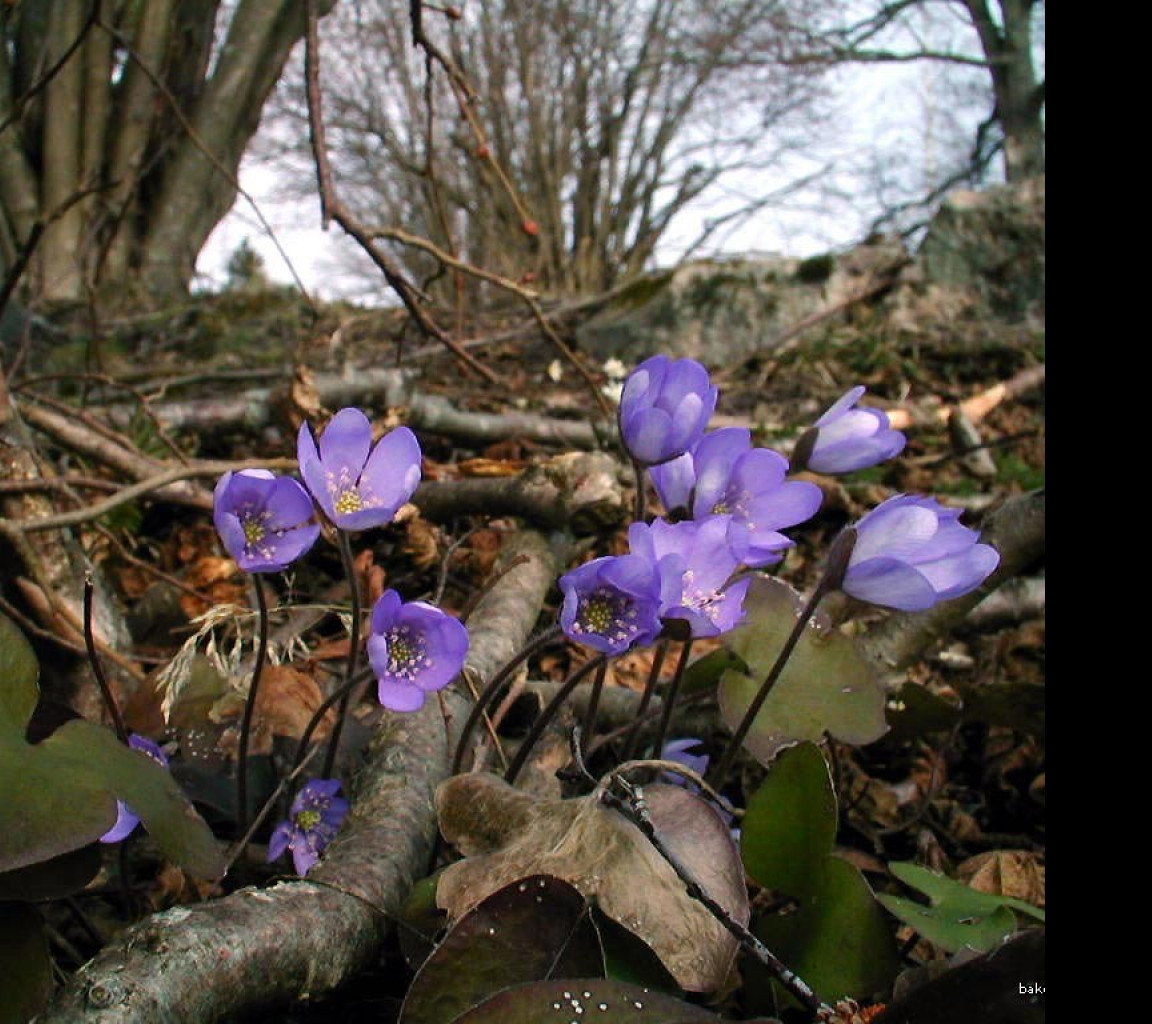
[877,861,1045,954]
[717,577,888,765]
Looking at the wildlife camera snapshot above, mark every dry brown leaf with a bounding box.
[957,850,1045,908]
[435,773,747,993]
[404,517,442,569]
[253,664,335,743]
[288,365,324,425]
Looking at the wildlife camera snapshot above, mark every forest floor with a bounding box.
[8,285,1045,1021]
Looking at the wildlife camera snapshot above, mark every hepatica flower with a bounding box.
[841,494,1000,611]
[795,385,906,474]
[100,735,169,844]
[213,470,320,572]
[618,355,718,465]
[628,516,750,637]
[559,554,663,654]
[298,407,422,530]
[267,778,349,877]
[650,427,822,566]
[367,590,470,711]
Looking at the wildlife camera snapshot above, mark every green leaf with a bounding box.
[0,903,53,1024]
[717,577,888,765]
[449,979,720,1023]
[741,742,836,899]
[877,862,1044,954]
[739,743,898,1006]
[0,613,222,879]
[0,611,39,735]
[753,858,898,1006]
[401,875,605,1024]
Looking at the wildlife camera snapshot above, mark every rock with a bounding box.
[885,176,1045,349]
[575,237,908,365]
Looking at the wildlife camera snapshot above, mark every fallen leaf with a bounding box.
[435,773,747,993]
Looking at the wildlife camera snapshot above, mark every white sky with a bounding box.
[195,30,998,304]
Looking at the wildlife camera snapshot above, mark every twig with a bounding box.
[302,1,498,384]
[600,771,825,1019]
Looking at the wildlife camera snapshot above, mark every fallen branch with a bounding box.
[51,368,609,450]
[887,363,1046,431]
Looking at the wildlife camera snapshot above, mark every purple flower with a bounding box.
[268,778,350,876]
[559,554,663,654]
[367,590,470,711]
[841,494,1000,611]
[797,386,906,474]
[628,516,750,637]
[661,737,710,780]
[100,735,169,844]
[650,428,823,567]
[213,469,320,573]
[618,355,718,465]
[298,408,422,530]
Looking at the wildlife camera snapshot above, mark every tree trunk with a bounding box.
[965,0,1045,182]
[0,0,335,310]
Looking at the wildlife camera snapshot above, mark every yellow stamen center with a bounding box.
[335,489,363,515]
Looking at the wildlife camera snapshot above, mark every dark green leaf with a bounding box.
[0,611,39,737]
[0,903,52,1024]
[740,742,836,899]
[717,578,887,765]
[753,858,898,1006]
[678,648,745,697]
[0,614,221,879]
[884,683,961,741]
[449,979,720,1023]
[0,843,102,902]
[591,907,682,996]
[401,875,604,1024]
[399,871,449,971]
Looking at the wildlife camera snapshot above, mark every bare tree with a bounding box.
[268,0,829,302]
[792,0,1044,184]
[0,0,334,308]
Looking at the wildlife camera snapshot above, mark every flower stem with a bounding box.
[505,654,607,785]
[321,530,362,780]
[580,659,608,746]
[618,637,669,762]
[632,458,647,522]
[650,637,693,757]
[451,625,563,774]
[82,573,128,744]
[707,579,834,791]
[236,574,270,842]
[290,665,375,782]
